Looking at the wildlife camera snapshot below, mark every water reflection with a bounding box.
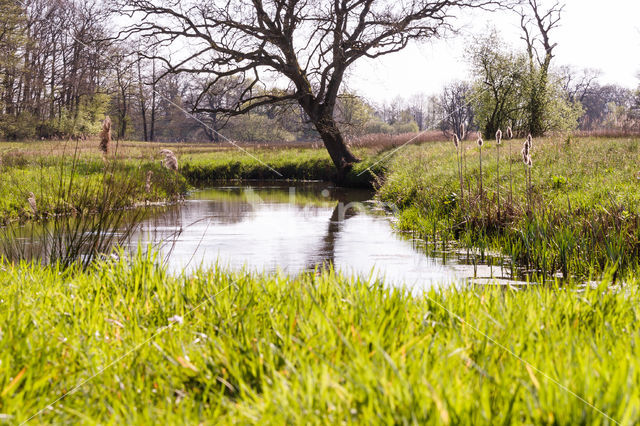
[131,182,466,290]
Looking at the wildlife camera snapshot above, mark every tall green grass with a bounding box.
[378,136,640,279]
[0,254,637,423]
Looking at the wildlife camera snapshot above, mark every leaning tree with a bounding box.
[120,0,505,180]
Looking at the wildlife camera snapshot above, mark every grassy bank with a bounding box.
[180,147,381,187]
[0,140,382,224]
[0,140,188,223]
[377,136,640,279]
[0,254,637,424]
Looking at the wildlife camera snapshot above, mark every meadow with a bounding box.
[377,135,640,280]
[0,253,636,424]
[1,134,640,424]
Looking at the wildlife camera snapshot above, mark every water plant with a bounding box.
[477,134,484,202]
[506,126,514,202]
[453,134,464,202]
[495,128,502,218]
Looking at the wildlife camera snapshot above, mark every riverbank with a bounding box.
[0,254,636,424]
[0,140,380,223]
[377,135,640,279]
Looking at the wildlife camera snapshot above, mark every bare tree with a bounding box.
[439,81,474,139]
[119,0,504,180]
[518,0,564,136]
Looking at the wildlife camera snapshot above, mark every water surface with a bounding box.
[131,183,513,290]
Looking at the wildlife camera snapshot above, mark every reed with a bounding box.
[99,116,111,156]
[496,129,502,219]
[477,134,484,203]
[506,126,513,202]
[453,134,464,203]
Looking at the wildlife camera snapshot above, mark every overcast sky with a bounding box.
[348,0,640,104]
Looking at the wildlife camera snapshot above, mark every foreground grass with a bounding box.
[378,136,640,278]
[0,254,638,424]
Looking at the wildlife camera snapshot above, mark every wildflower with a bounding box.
[168,315,184,325]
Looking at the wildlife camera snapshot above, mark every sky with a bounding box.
[348,0,640,104]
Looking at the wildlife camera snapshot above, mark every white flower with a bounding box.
[168,315,184,325]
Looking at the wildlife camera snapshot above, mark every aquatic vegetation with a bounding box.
[378,136,640,279]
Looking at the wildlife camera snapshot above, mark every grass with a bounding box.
[377,135,640,279]
[0,253,638,424]
[0,140,188,223]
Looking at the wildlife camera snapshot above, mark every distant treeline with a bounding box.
[1,0,638,143]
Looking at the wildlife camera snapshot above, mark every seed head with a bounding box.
[506,126,513,139]
[27,192,37,214]
[477,135,484,147]
[145,170,153,193]
[496,129,502,145]
[453,134,459,148]
[526,133,533,150]
[460,123,466,139]
[521,147,529,164]
[527,156,532,167]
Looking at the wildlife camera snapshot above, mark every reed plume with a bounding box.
[160,149,179,172]
[99,116,112,156]
[27,192,37,215]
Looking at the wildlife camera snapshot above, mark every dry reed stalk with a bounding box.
[453,134,464,202]
[27,192,37,215]
[506,126,513,203]
[145,170,153,193]
[496,129,502,218]
[477,134,484,202]
[99,116,112,155]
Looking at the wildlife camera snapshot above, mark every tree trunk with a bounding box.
[311,112,360,183]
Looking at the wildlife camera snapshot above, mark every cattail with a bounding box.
[145,170,153,193]
[99,116,112,155]
[506,126,514,204]
[477,134,484,202]
[453,134,464,202]
[27,192,37,214]
[496,129,503,218]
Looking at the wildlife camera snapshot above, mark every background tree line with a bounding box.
[0,0,638,143]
